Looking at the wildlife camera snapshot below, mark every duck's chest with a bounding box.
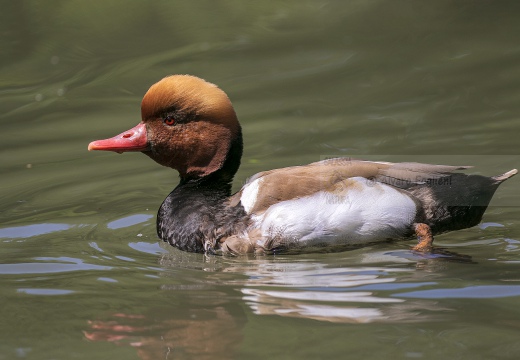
[157,187,248,253]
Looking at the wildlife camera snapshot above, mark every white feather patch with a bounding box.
[255,177,417,247]
[240,177,262,213]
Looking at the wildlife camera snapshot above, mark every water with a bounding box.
[2,1,520,359]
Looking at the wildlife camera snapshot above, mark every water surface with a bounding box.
[2,1,520,359]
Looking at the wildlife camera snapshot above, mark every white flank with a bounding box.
[256,177,417,247]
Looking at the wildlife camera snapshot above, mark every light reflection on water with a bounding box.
[0,257,111,275]
[106,214,154,229]
[0,223,72,239]
[396,285,520,299]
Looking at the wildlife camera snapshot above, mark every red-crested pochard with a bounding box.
[88,75,517,255]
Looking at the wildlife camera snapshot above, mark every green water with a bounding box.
[2,1,520,359]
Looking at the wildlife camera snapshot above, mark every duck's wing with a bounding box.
[372,161,472,188]
[229,158,471,214]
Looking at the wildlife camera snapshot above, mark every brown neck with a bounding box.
[180,125,243,187]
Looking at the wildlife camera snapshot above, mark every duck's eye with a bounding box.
[163,116,175,126]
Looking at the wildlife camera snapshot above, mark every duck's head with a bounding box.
[88,75,242,181]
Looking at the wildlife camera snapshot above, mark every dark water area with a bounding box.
[1,1,520,359]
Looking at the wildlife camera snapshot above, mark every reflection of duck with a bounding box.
[88,75,517,255]
[84,253,455,360]
[164,251,458,324]
[84,307,244,360]
[217,256,453,323]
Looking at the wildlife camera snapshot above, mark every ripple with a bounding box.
[0,257,111,275]
[0,223,72,239]
[128,241,168,255]
[242,288,403,303]
[107,214,153,229]
[395,285,520,299]
[17,288,74,296]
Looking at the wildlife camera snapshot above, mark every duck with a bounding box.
[88,75,517,255]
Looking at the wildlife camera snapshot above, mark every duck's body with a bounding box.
[88,75,517,255]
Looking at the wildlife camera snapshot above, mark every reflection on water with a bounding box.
[0,223,73,239]
[84,249,474,358]
[85,308,244,360]
[107,214,154,230]
[224,259,452,324]
[397,285,520,299]
[0,256,111,275]
[17,288,75,295]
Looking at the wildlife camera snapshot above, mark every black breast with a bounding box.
[157,178,249,253]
